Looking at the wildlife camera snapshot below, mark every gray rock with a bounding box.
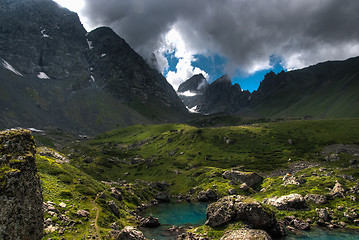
[140,215,160,228]
[206,195,284,237]
[316,208,330,222]
[198,191,209,202]
[198,189,217,202]
[155,192,170,202]
[76,209,90,218]
[264,194,306,210]
[304,194,327,204]
[220,229,272,240]
[331,181,345,198]
[115,226,147,240]
[222,170,263,187]
[0,129,44,240]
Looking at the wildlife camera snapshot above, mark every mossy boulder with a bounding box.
[0,129,43,240]
[206,195,284,237]
[222,170,263,187]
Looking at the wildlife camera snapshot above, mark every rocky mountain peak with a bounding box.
[177,73,209,93]
[0,0,89,79]
[0,0,189,133]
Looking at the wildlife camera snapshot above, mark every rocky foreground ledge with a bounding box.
[0,129,43,240]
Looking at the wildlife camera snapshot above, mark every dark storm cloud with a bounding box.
[81,0,359,73]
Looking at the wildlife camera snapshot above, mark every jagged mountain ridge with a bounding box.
[178,56,359,118]
[0,0,188,134]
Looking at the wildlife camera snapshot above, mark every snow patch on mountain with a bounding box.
[187,105,199,113]
[41,29,50,38]
[37,72,50,79]
[87,39,93,49]
[1,59,23,76]
[101,54,106,58]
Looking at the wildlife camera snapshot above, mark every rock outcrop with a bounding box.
[116,226,147,240]
[139,215,160,228]
[206,195,284,237]
[222,170,263,187]
[0,129,43,240]
[220,229,272,240]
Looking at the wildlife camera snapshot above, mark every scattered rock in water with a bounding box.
[222,170,263,187]
[140,215,160,228]
[263,194,306,210]
[116,226,147,240]
[206,195,284,237]
[220,229,272,240]
[304,194,327,204]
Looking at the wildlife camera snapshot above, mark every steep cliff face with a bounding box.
[0,129,43,240]
[0,0,188,134]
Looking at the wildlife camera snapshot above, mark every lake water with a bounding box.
[286,229,359,240]
[139,202,208,240]
[139,202,359,240]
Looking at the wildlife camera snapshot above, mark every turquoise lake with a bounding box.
[139,202,359,240]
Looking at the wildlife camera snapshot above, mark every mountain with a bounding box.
[0,0,188,134]
[179,57,359,118]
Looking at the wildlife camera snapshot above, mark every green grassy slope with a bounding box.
[60,119,359,194]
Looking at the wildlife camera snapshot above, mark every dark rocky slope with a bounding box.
[0,0,188,134]
[0,129,43,240]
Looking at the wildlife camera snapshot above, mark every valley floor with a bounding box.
[31,119,359,239]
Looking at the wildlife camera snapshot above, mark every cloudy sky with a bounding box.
[54,0,359,91]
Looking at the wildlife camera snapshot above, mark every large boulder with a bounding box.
[155,191,170,202]
[0,129,44,240]
[206,196,284,237]
[220,229,272,240]
[140,215,160,228]
[222,170,263,187]
[116,226,147,240]
[263,194,306,210]
[198,189,217,202]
